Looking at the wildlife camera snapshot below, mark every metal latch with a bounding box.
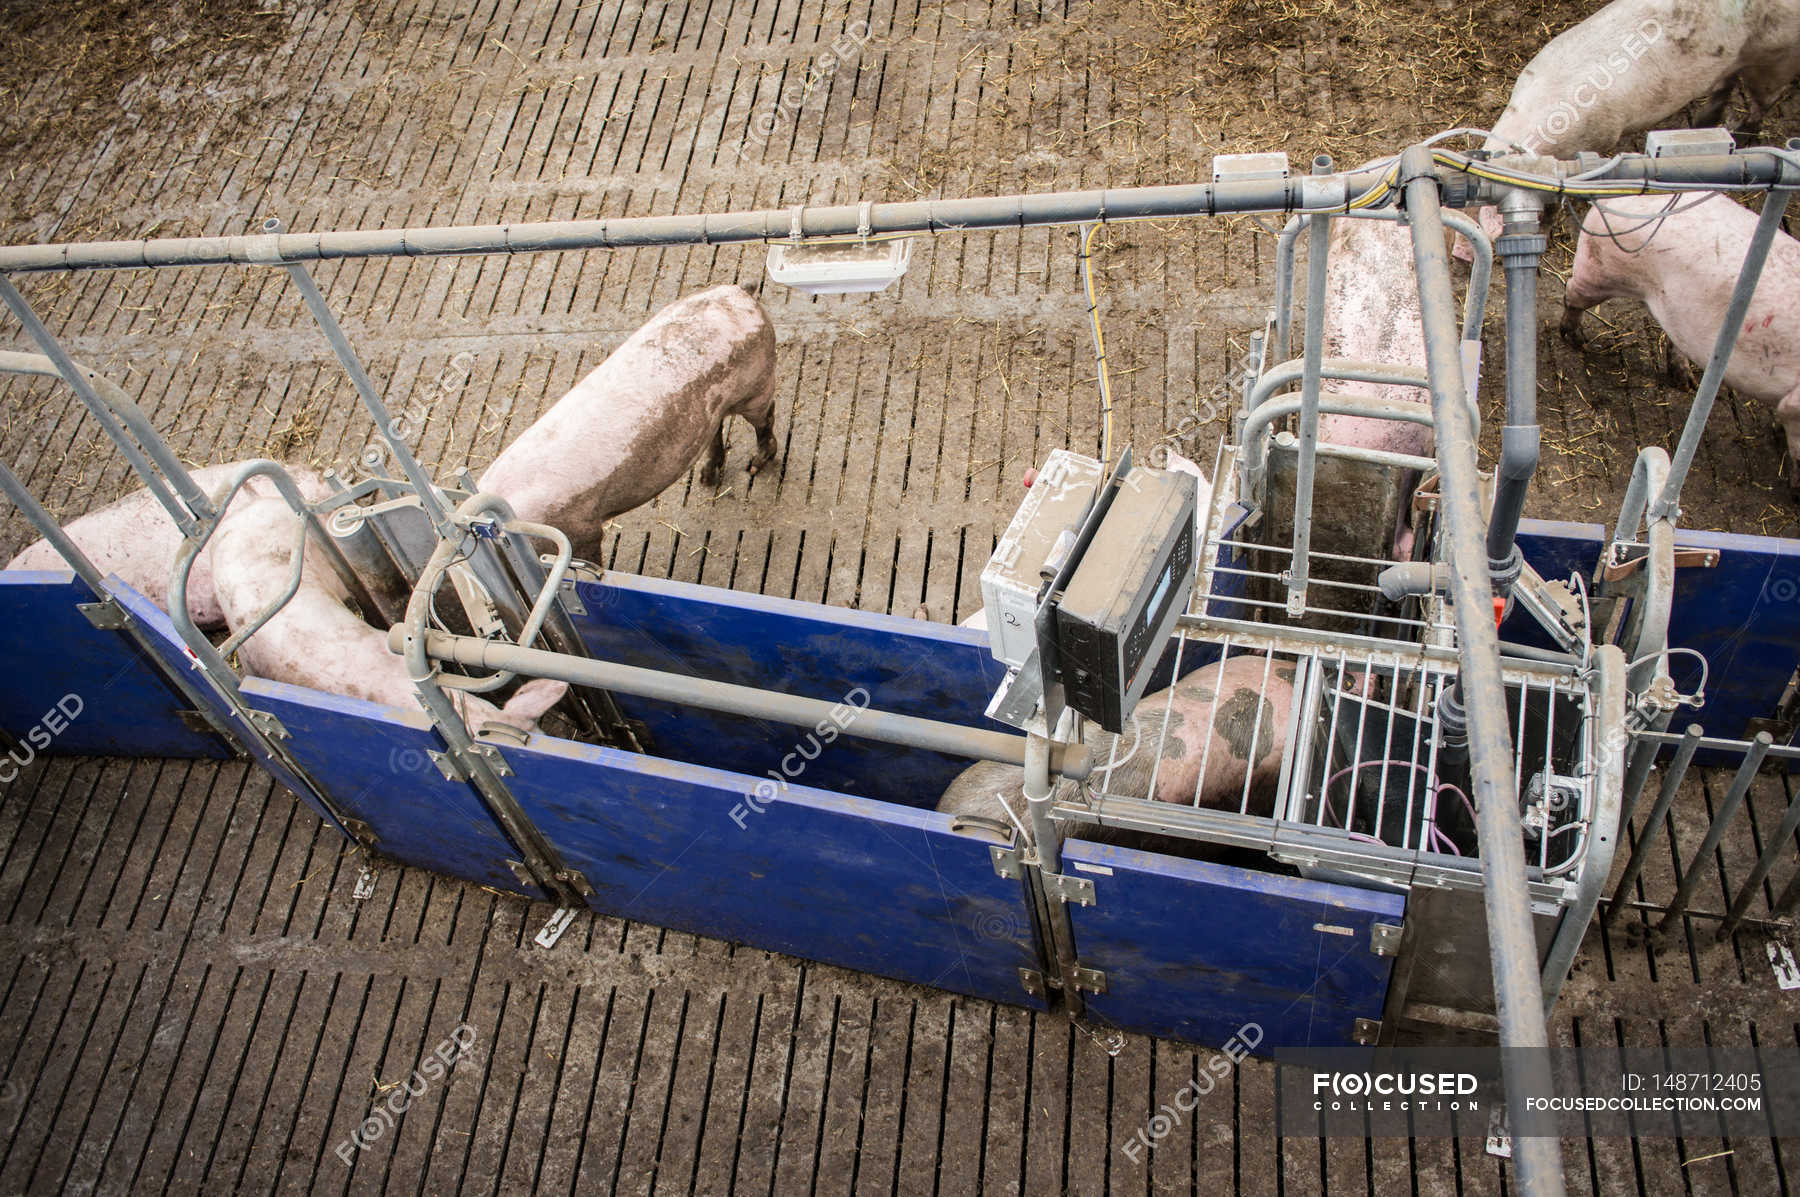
[1370,922,1403,957]
[77,599,127,629]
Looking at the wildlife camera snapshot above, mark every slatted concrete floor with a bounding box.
[3,0,1800,1192]
[3,751,1800,1194]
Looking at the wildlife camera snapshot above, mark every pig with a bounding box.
[1561,190,1800,480]
[936,654,1296,857]
[4,461,330,629]
[1318,217,1433,557]
[210,497,568,735]
[478,284,778,560]
[1460,0,1800,257]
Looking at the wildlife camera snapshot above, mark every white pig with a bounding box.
[479,284,778,559]
[1318,218,1433,556]
[1561,190,1800,478]
[1461,0,1800,255]
[5,461,329,629]
[936,653,1296,852]
[210,497,568,734]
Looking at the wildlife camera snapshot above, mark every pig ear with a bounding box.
[502,678,569,722]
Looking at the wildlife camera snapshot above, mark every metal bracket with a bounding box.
[1370,922,1403,957]
[429,749,460,781]
[534,906,579,948]
[506,859,536,887]
[339,816,376,846]
[1071,965,1108,994]
[245,708,289,740]
[1601,543,1717,581]
[1352,1017,1381,1045]
[1042,870,1097,907]
[468,741,514,776]
[353,866,378,901]
[554,867,596,899]
[1017,967,1047,999]
[990,844,1023,880]
[557,576,587,615]
[77,599,127,629]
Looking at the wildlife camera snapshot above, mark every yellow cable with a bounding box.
[1080,222,1114,462]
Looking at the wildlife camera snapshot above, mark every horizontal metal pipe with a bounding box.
[396,626,1095,781]
[1631,727,1800,762]
[0,173,1388,274]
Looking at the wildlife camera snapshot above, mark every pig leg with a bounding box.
[741,374,780,475]
[1690,76,1737,131]
[1558,302,1590,348]
[699,423,727,488]
[1778,383,1800,494]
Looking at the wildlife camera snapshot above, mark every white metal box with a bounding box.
[978,450,1105,669]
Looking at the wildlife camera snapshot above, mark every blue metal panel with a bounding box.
[1517,518,1800,759]
[245,679,545,900]
[0,572,230,760]
[107,580,344,822]
[1062,838,1403,1048]
[567,574,1014,806]
[500,733,1045,1008]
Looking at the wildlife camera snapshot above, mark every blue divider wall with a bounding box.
[1064,839,1403,1048]
[565,574,1014,807]
[247,680,546,901]
[0,572,229,761]
[500,733,1045,1008]
[1515,518,1800,758]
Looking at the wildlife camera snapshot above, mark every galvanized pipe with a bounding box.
[0,173,1401,275]
[1272,206,1493,360]
[1650,190,1795,520]
[1399,146,1563,1197]
[1486,194,1546,594]
[270,222,456,540]
[397,626,1096,780]
[0,351,218,525]
[1287,172,1333,617]
[1773,860,1800,920]
[0,278,204,536]
[1025,731,1087,1015]
[1716,765,1800,939]
[1655,731,1773,936]
[1540,645,1626,1010]
[1606,725,1704,928]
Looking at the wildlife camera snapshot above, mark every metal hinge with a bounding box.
[339,816,376,846]
[1017,967,1047,999]
[245,708,289,740]
[1352,1017,1382,1045]
[77,599,127,629]
[1072,965,1108,994]
[1370,922,1403,957]
[1042,871,1097,907]
[468,741,513,776]
[557,576,587,615]
[990,845,1096,905]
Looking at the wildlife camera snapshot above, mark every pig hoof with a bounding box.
[748,443,778,475]
[699,462,722,487]
[912,604,929,620]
